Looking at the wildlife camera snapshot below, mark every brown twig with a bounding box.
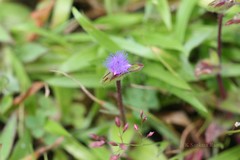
[23,137,64,160]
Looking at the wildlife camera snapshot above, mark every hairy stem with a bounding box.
[116,80,126,125]
[216,14,227,99]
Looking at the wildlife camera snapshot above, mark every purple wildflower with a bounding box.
[105,51,131,75]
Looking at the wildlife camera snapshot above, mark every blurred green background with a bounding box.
[1,0,240,159]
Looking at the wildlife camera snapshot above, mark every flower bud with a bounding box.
[134,124,139,131]
[123,123,129,133]
[115,117,121,127]
[146,131,155,138]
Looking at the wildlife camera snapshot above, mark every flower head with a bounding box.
[104,51,131,76]
[102,51,144,84]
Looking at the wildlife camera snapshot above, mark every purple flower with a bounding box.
[104,51,131,76]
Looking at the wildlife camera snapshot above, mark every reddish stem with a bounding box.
[116,80,126,125]
[216,14,227,99]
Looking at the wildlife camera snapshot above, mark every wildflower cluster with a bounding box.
[89,110,155,160]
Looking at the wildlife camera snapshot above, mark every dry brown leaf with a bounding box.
[13,82,45,105]
[205,122,225,143]
[161,111,191,127]
[195,60,220,78]
[28,0,55,41]
[23,137,64,160]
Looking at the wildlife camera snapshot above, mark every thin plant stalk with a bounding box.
[216,13,227,99]
[116,80,126,125]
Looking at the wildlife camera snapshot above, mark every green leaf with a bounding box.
[72,7,120,52]
[147,79,208,117]
[111,36,155,59]
[94,13,143,29]
[59,46,99,72]
[0,2,30,28]
[0,114,17,160]
[13,24,69,46]
[91,147,111,160]
[51,0,73,28]
[7,48,31,91]
[53,87,75,120]
[175,0,198,42]
[44,120,71,137]
[125,88,159,110]
[16,43,48,63]
[144,63,191,90]
[0,25,12,43]
[0,75,9,92]
[25,114,45,138]
[134,32,183,51]
[209,146,240,160]
[44,120,97,160]
[129,139,168,160]
[154,0,172,30]
[220,90,240,114]
[64,33,92,43]
[108,124,135,153]
[46,73,102,88]
[222,63,240,77]
[183,26,214,58]
[111,36,180,77]
[9,130,33,160]
[0,95,13,115]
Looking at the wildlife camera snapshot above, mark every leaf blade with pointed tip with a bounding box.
[72,7,120,52]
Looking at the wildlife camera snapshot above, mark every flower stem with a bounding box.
[116,80,126,125]
[216,13,227,99]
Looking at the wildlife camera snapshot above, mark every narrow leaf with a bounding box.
[0,114,17,160]
[72,7,120,52]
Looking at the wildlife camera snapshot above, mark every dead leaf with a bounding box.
[161,111,191,127]
[28,0,55,41]
[195,60,220,78]
[205,122,225,143]
[13,82,45,105]
[185,149,204,160]
[23,137,64,160]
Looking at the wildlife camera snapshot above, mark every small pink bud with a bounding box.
[89,134,105,141]
[146,131,155,138]
[142,116,147,123]
[123,123,129,133]
[119,143,127,150]
[140,110,144,119]
[89,140,105,148]
[110,154,120,160]
[108,141,118,146]
[134,124,139,131]
[115,117,121,127]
